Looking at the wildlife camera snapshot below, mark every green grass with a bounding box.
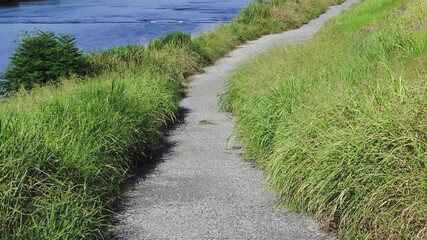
[0,43,196,239]
[221,0,427,239]
[0,71,183,239]
[198,119,216,125]
[0,0,346,238]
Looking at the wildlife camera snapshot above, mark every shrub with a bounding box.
[3,30,89,91]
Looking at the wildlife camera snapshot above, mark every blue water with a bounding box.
[0,0,251,72]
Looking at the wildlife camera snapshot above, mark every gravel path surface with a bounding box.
[116,1,359,239]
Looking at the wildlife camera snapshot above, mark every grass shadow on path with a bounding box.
[110,107,190,239]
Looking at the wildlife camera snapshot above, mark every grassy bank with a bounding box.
[221,0,427,238]
[0,0,344,238]
[0,47,194,239]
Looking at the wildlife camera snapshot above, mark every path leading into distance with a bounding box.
[117,1,359,239]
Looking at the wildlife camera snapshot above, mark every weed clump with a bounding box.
[149,31,212,66]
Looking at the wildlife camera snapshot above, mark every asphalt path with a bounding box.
[116,1,359,239]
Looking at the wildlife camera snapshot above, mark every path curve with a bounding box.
[116,1,359,239]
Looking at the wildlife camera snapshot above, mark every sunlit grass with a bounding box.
[221,0,427,238]
[0,70,182,239]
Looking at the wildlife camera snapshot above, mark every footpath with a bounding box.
[117,1,359,239]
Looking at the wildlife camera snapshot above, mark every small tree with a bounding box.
[3,30,89,91]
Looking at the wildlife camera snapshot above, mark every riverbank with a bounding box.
[221,0,427,238]
[0,0,343,238]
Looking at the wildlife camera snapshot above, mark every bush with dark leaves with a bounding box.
[3,30,89,91]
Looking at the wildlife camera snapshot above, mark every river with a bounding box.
[0,0,252,72]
